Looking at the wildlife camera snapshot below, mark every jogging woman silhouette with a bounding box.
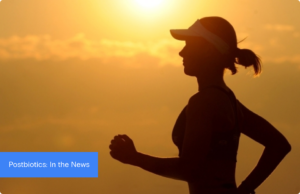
[109,16,292,194]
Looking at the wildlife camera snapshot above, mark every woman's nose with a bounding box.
[179,47,185,58]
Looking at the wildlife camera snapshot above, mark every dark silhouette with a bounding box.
[109,17,291,194]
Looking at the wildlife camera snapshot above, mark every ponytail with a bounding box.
[233,48,262,76]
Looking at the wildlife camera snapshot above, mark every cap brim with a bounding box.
[170,29,199,40]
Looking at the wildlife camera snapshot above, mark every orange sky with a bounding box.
[0,0,299,194]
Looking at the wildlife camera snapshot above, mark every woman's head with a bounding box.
[171,16,262,77]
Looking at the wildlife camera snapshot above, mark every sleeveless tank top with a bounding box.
[172,85,241,162]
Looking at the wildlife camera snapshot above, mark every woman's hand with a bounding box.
[109,134,139,165]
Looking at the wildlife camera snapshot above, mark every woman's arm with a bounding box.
[237,101,292,193]
[132,153,189,181]
[109,135,191,182]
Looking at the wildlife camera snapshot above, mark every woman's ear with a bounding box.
[201,43,218,58]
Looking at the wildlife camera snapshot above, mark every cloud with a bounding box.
[1,34,299,66]
[0,34,183,67]
[263,55,300,63]
[264,24,295,31]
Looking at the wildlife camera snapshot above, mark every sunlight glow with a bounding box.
[135,0,163,9]
[130,0,169,19]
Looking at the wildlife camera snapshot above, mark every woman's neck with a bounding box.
[196,69,228,92]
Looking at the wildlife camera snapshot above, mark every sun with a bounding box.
[130,0,170,19]
[135,0,163,9]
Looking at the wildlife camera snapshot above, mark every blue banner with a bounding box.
[0,152,98,178]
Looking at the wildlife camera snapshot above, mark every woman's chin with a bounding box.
[184,67,196,76]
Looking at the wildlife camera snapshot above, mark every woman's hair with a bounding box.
[200,17,262,76]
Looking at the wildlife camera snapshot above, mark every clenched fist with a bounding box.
[109,134,139,165]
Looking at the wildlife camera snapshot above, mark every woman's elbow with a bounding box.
[280,138,292,153]
[267,141,292,154]
[284,143,292,153]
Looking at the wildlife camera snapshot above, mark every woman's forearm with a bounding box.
[132,152,189,181]
[238,146,291,192]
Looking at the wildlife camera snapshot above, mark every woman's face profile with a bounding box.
[179,37,214,76]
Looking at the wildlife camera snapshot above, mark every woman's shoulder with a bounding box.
[189,87,232,106]
[187,87,233,117]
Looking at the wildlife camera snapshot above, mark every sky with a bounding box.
[0,0,299,193]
